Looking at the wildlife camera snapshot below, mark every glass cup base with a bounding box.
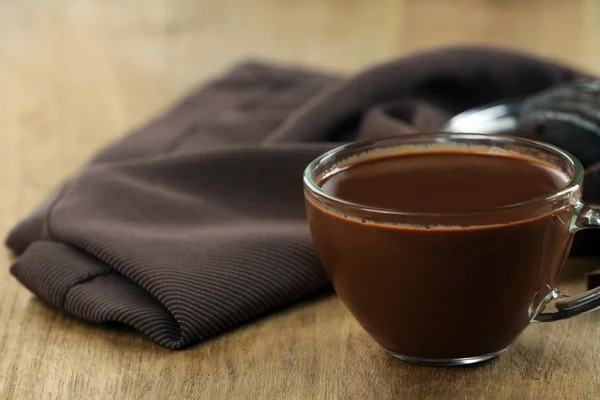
[386,347,509,366]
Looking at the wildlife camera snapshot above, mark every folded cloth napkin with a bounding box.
[6,47,589,349]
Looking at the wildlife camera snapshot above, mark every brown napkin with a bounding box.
[6,47,585,349]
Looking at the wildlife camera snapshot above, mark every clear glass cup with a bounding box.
[303,133,600,366]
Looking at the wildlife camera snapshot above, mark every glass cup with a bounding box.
[303,133,600,366]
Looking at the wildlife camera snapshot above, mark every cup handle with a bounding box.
[533,203,600,322]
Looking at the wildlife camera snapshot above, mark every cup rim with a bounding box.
[303,133,584,218]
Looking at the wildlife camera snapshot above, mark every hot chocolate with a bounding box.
[306,150,574,360]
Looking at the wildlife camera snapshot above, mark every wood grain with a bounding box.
[1,0,600,398]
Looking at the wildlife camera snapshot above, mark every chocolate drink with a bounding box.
[305,151,574,359]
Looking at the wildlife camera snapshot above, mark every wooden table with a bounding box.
[2,0,600,398]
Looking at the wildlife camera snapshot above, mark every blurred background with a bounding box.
[2,0,599,179]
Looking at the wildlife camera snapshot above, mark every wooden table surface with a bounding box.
[2,0,600,398]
